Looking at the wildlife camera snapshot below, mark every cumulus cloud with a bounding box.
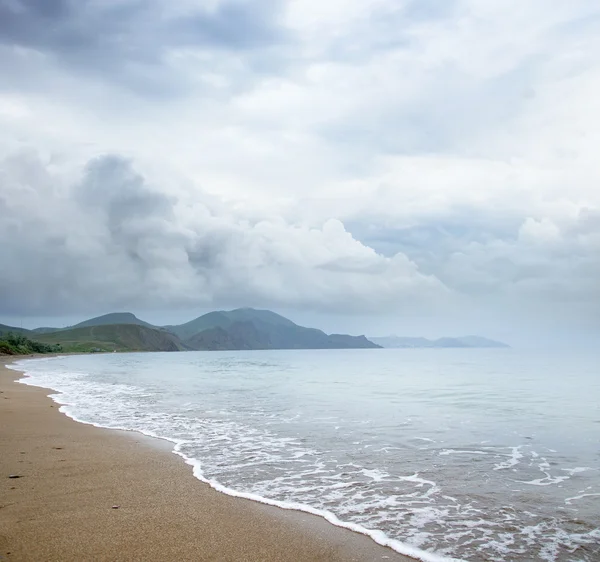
[344,207,600,332]
[0,152,445,316]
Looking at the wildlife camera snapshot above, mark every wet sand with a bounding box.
[0,359,414,562]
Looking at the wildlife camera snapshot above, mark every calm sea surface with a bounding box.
[12,349,600,561]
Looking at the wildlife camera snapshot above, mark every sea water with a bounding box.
[10,349,600,561]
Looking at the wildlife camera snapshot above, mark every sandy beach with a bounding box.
[0,359,413,562]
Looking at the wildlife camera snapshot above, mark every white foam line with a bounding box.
[516,475,570,487]
[561,467,593,476]
[565,492,600,504]
[439,449,490,456]
[177,450,463,562]
[10,362,465,562]
[493,446,523,471]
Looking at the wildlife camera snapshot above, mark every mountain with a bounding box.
[163,308,296,340]
[2,308,380,354]
[22,314,154,335]
[70,312,156,330]
[0,323,30,336]
[2,310,508,354]
[328,334,380,348]
[34,324,183,353]
[451,336,509,348]
[30,327,62,334]
[222,308,297,328]
[169,308,380,350]
[186,321,272,351]
[370,335,509,348]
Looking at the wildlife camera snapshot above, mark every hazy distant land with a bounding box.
[369,335,509,348]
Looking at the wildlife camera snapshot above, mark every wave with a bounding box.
[8,359,460,562]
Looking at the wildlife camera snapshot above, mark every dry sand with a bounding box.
[0,359,414,562]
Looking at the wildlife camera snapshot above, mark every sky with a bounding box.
[1,0,599,345]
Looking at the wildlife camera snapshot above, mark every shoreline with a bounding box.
[1,357,417,562]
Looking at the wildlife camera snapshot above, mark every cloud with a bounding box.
[345,206,600,332]
[0,152,445,316]
[0,0,289,95]
[0,0,286,57]
[0,0,599,340]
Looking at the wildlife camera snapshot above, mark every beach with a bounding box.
[0,359,412,562]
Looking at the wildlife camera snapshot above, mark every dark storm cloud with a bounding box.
[76,156,181,269]
[0,0,288,93]
[77,156,175,226]
[0,151,440,317]
[0,152,189,314]
[0,0,284,52]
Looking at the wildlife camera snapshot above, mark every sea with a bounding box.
[10,348,600,562]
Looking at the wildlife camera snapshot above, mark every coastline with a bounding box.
[1,358,415,562]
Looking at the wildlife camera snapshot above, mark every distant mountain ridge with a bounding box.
[4,308,380,353]
[169,308,379,351]
[70,312,157,330]
[26,313,156,335]
[163,308,297,341]
[369,335,509,348]
[0,323,29,336]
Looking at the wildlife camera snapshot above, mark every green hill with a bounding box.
[223,308,296,328]
[70,312,156,330]
[30,327,61,334]
[186,321,272,351]
[163,308,296,340]
[0,323,30,337]
[35,324,183,353]
[164,311,234,340]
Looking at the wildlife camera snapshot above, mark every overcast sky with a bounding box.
[1,0,599,345]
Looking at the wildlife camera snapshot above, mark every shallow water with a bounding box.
[12,349,600,561]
